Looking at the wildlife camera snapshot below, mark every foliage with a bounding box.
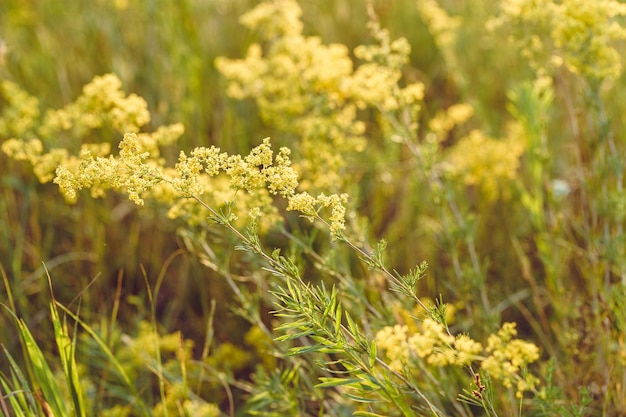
[2,0,626,415]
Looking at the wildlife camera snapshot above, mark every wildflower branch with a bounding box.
[192,192,446,415]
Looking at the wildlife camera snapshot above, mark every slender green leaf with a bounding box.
[274,320,310,332]
[50,303,86,417]
[289,344,325,355]
[15,317,69,417]
[275,329,314,342]
[369,339,377,369]
[353,411,388,417]
[0,365,33,416]
[55,302,152,416]
[1,345,39,414]
[345,311,358,336]
[344,392,382,403]
[334,303,342,335]
[315,377,363,388]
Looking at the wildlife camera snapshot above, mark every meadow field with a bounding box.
[1,0,626,415]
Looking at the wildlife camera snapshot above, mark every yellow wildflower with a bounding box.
[0,80,40,137]
[34,148,71,183]
[2,74,347,234]
[444,126,526,201]
[417,0,462,78]
[285,191,317,217]
[375,325,411,372]
[238,0,303,38]
[491,0,626,81]
[408,318,454,358]
[428,103,474,141]
[182,401,220,417]
[1,138,43,162]
[216,0,419,192]
[481,322,540,395]
[453,334,483,365]
[345,63,402,110]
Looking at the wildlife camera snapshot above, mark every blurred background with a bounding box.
[2,0,626,414]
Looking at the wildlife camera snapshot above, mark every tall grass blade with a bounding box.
[0,348,37,417]
[55,301,152,416]
[13,316,68,417]
[50,302,86,417]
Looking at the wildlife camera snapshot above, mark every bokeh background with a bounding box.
[2,0,626,415]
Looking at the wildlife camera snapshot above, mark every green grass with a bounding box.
[2,0,626,415]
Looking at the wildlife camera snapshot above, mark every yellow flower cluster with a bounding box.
[1,74,176,185]
[428,103,474,142]
[359,28,422,113]
[119,321,193,365]
[215,0,359,192]
[51,132,348,238]
[244,325,277,370]
[480,322,540,397]
[417,0,461,51]
[490,0,626,82]
[152,382,221,417]
[553,0,626,81]
[53,133,164,205]
[0,80,40,137]
[2,73,349,236]
[110,321,220,417]
[42,73,151,136]
[374,324,411,371]
[238,0,303,38]
[444,126,526,202]
[375,319,481,372]
[347,20,423,114]
[375,319,539,397]
[286,191,349,237]
[215,0,424,191]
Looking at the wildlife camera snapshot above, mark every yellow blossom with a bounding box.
[400,82,426,105]
[444,127,526,201]
[480,322,540,395]
[2,73,349,236]
[428,103,474,140]
[375,316,540,397]
[453,335,483,365]
[53,133,162,205]
[1,138,43,162]
[0,80,40,137]
[34,148,70,183]
[45,128,347,238]
[285,192,317,217]
[491,0,626,81]
[377,317,483,369]
[238,0,303,38]
[181,401,220,417]
[38,73,150,138]
[417,0,462,77]
[375,324,411,371]
[216,0,419,192]
[345,63,402,110]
